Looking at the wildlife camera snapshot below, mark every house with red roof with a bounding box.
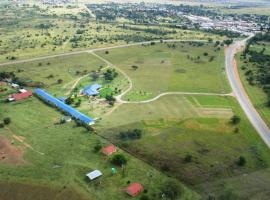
[126,182,144,197]
[102,144,117,156]
[8,91,33,101]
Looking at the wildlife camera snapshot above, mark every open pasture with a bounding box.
[0,96,198,200]
[97,41,230,101]
[98,95,270,199]
[1,53,105,96]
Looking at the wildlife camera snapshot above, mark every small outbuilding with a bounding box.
[86,170,102,181]
[126,182,144,197]
[102,144,117,156]
[82,84,102,96]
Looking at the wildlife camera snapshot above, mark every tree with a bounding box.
[223,39,233,46]
[237,156,246,166]
[57,79,63,84]
[3,117,11,125]
[184,154,192,163]
[93,140,102,153]
[65,97,74,105]
[90,71,99,81]
[230,115,241,125]
[131,65,139,70]
[111,154,127,166]
[160,180,182,200]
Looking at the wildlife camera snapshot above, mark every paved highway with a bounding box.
[225,35,270,148]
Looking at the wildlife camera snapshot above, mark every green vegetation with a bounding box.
[0,97,198,200]
[97,94,270,198]
[237,32,270,127]
[97,41,230,101]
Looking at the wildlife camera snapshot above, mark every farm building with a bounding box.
[82,84,102,96]
[8,91,33,101]
[86,170,102,181]
[126,182,144,197]
[102,144,117,156]
[35,89,95,125]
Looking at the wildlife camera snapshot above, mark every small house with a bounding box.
[8,91,33,101]
[126,182,144,197]
[102,144,117,156]
[82,84,102,96]
[86,170,102,181]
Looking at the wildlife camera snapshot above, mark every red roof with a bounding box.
[126,183,144,197]
[11,91,32,101]
[102,145,117,155]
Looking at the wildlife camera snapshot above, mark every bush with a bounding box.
[184,154,192,163]
[230,115,241,125]
[237,156,246,166]
[111,154,127,166]
[160,180,182,200]
[3,117,11,125]
[119,129,142,141]
[0,123,4,128]
[140,194,150,200]
[93,140,102,153]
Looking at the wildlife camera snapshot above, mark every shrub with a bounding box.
[3,117,11,125]
[237,156,246,166]
[160,180,182,200]
[111,154,127,166]
[0,123,4,128]
[184,154,192,163]
[93,140,102,153]
[230,115,241,125]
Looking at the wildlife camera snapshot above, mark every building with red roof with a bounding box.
[9,91,32,101]
[102,144,117,156]
[126,182,144,197]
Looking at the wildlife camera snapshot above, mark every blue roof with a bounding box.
[82,84,102,96]
[35,89,94,125]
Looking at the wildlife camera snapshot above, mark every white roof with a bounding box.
[11,83,19,87]
[86,170,102,180]
[19,89,27,93]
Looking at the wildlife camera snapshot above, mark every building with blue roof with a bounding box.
[35,88,95,125]
[82,84,102,96]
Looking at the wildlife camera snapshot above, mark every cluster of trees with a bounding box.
[0,71,16,81]
[242,32,270,107]
[119,129,142,141]
[122,25,177,36]
[103,69,118,81]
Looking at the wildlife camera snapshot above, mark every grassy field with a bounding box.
[236,44,270,128]
[220,6,270,15]
[97,41,230,101]
[1,53,105,96]
[0,97,199,200]
[97,94,270,199]
[0,3,225,63]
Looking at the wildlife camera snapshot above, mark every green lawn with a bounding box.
[96,42,230,101]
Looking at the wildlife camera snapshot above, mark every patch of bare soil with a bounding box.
[0,136,26,165]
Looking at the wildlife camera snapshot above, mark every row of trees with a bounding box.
[242,32,270,107]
